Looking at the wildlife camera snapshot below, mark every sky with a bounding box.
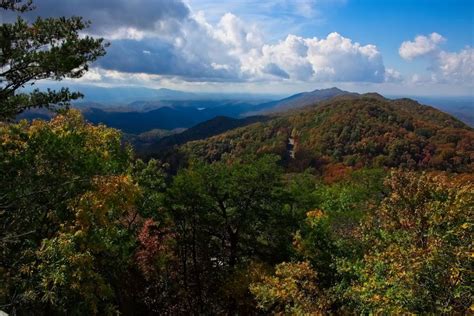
[3,0,474,96]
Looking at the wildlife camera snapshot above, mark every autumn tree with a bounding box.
[0,0,107,119]
[250,261,327,314]
[33,175,139,314]
[341,171,473,313]
[251,168,386,313]
[0,110,135,314]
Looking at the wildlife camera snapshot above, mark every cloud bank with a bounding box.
[7,0,392,84]
[95,12,389,83]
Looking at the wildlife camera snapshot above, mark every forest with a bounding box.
[2,110,473,314]
[1,1,473,315]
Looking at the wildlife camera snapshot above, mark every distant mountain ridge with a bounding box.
[82,104,250,133]
[71,88,357,133]
[17,87,472,146]
[245,87,356,115]
[27,83,282,104]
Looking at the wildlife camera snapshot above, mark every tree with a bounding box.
[342,171,473,313]
[0,110,134,314]
[162,155,296,313]
[0,0,107,119]
[33,175,139,315]
[250,168,387,313]
[250,261,328,314]
[1,0,33,12]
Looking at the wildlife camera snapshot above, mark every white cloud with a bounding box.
[385,68,402,82]
[399,33,473,84]
[94,11,388,83]
[77,68,103,82]
[247,32,386,82]
[9,0,391,84]
[255,34,314,80]
[214,13,263,52]
[436,48,474,83]
[105,27,146,41]
[399,32,445,60]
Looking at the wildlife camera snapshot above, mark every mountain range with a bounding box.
[17,87,473,150]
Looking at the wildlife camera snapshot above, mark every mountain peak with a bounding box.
[246,87,355,115]
[311,87,344,93]
[361,92,386,100]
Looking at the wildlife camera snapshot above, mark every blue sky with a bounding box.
[8,0,474,96]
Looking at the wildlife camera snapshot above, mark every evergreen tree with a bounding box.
[0,0,107,119]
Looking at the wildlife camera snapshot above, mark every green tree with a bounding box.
[251,169,388,313]
[163,155,296,313]
[0,0,107,119]
[0,110,134,314]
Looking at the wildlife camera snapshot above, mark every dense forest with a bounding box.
[1,1,473,315]
[181,94,473,175]
[2,111,472,314]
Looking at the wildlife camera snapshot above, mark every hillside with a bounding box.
[180,94,474,174]
[136,115,268,156]
[244,87,355,115]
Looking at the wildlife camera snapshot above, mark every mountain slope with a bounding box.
[245,87,356,115]
[136,115,268,155]
[181,94,473,174]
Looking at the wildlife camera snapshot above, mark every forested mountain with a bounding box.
[181,94,473,176]
[134,115,268,155]
[17,88,472,137]
[4,109,472,314]
[17,99,267,132]
[244,87,355,115]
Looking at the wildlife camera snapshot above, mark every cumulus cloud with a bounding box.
[384,68,402,82]
[97,37,240,81]
[263,63,291,79]
[91,11,389,83]
[399,32,445,60]
[436,48,474,82]
[400,33,473,83]
[7,0,393,84]
[249,32,386,82]
[254,34,314,80]
[94,12,253,81]
[213,13,263,52]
